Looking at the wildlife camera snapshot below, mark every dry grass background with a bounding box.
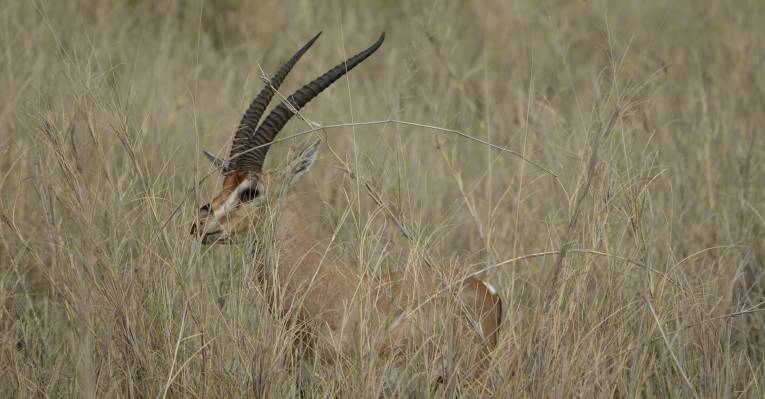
[2,0,765,397]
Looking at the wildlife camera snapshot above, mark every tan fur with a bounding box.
[264,197,501,367]
[196,169,502,374]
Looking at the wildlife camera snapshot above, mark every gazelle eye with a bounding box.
[199,204,211,215]
[238,187,259,203]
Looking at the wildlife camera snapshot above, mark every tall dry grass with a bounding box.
[1,0,765,397]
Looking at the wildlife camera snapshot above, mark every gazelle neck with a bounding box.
[267,196,329,300]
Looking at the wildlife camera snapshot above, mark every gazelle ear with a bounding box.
[286,139,321,186]
[203,150,228,173]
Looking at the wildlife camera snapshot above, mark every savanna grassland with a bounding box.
[2,0,765,397]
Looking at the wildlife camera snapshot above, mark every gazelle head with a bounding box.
[191,32,384,245]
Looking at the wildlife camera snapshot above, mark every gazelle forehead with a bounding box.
[222,171,249,192]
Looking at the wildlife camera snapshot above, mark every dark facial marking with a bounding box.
[239,187,259,203]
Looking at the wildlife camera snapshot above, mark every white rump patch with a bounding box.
[484,282,498,296]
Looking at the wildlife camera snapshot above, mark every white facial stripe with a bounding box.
[215,178,251,218]
[204,178,252,234]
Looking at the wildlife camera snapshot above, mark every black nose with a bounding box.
[190,223,198,235]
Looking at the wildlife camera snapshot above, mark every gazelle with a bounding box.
[192,32,502,377]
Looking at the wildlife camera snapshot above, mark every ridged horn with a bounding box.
[233,32,385,173]
[228,32,322,172]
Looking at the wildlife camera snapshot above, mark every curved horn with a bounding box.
[232,32,385,173]
[228,32,322,171]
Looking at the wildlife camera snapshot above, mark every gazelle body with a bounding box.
[192,33,502,375]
